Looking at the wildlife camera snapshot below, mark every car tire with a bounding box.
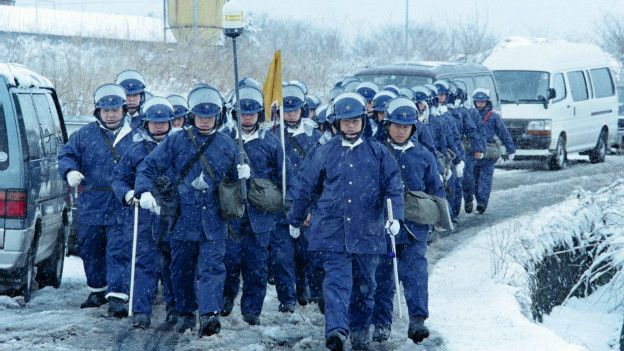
[589,130,607,164]
[36,226,66,289]
[17,247,36,302]
[548,135,567,170]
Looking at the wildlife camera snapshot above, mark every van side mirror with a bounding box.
[547,88,556,100]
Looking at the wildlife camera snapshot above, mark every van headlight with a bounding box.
[527,119,552,136]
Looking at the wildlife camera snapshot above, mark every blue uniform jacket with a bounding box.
[477,107,516,154]
[454,106,486,154]
[275,123,321,220]
[237,128,284,234]
[437,110,465,164]
[111,133,164,241]
[287,137,404,255]
[421,115,448,157]
[58,121,134,225]
[134,127,239,241]
[386,142,446,244]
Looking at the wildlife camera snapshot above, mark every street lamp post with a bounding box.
[222,1,247,196]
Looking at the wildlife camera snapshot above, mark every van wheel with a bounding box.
[36,226,66,289]
[589,130,607,164]
[17,248,36,302]
[548,136,567,170]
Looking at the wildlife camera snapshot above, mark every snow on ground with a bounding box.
[542,283,623,351]
[428,180,624,351]
[2,158,624,350]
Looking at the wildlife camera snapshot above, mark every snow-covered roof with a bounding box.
[483,37,613,72]
[0,62,54,89]
[0,5,174,43]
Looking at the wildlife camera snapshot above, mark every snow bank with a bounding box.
[428,180,624,351]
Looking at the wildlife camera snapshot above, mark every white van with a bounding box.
[483,40,618,170]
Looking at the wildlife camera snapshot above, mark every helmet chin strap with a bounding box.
[338,116,366,143]
[241,122,258,134]
[285,118,301,130]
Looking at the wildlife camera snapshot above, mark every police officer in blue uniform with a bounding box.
[287,92,404,351]
[270,83,321,312]
[434,80,466,223]
[116,70,147,130]
[167,94,190,130]
[221,86,284,325]
[466,89,515,214]
[59,84,135,317]
[112,97,175,328]
[134,84,245,336]
[371,97,446,345]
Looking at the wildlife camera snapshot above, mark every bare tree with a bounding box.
[596,13,624,82]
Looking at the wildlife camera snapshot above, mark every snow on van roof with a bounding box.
[0,63,54,89]
[483,37,614,72]
[0,5,174,43]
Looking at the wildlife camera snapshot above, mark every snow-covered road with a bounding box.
[1,156,623,351]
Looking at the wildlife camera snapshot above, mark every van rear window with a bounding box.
[0,103,8,171]
[590,68,615,99]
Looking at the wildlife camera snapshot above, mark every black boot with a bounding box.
[372,325,391,342]
[132,313,151,329]
[325,330,347,351]
[242,313,260,326]
[278,303,295,313]
[80,291,107,309]
[107,297,128,318]
[465,201,473,214]
[165,304,177,324]
[221,297,234,317]
[477,204,486,214]
[408,317,430,344]
[350,329,370,350]
[198,313,221,337]
[175,313,196,333]
[296,285,309,306]
[317,298,325,315]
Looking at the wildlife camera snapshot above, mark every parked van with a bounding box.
[355,61,501,112]
[616,86,624,148]
[0,63,70,302]
[483,41,618,170]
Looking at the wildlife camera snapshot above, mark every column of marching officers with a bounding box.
[58,70,515,351]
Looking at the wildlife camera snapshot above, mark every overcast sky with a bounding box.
[14,0,622,41]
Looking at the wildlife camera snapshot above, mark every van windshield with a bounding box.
[356,74,432,89]
[493,70,550,104]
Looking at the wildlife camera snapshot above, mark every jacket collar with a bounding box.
[388,139,414,152]
[341,137,363,150]
[287,122,305,137]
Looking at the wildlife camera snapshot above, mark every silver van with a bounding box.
[0,63,70,302]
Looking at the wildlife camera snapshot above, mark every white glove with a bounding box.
[385,219,401,236]
[124,190,135,205]
[456,161,465,178]
[289,225,301,239]
[439,174,444,183]
[237,164,251,180]
[508,153,515,161]
[66,171,84,187]
[139,192,161,215]
[438,105,448,114]
[444,169,453,181]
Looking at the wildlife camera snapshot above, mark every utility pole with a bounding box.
[404,0,409,60]
[162,0,167,42]
[193,0,199,40]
